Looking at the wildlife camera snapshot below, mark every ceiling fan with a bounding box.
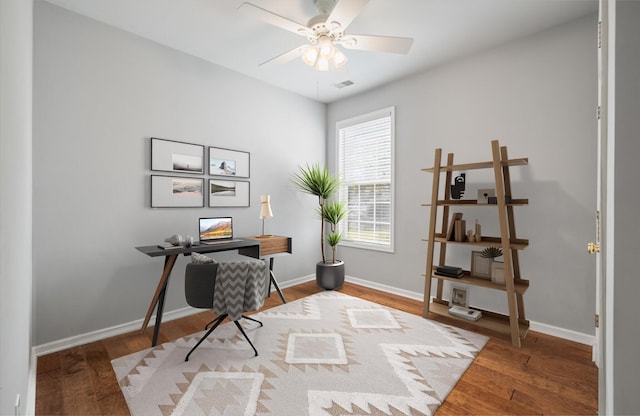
[238,0,414,71]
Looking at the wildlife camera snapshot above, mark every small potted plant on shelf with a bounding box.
[480,247,503,260]
[292,163,348,290]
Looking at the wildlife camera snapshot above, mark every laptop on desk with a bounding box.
[198,216,241,245]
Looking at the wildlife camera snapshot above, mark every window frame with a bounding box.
[335,106,395,253]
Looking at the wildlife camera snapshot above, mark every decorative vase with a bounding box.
[316,261,345,290]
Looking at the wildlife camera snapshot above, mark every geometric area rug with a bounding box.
[111,292,488,416]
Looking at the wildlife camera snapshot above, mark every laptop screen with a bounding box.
[199,217,233,242]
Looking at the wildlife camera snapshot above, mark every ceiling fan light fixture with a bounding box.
[316,56,330,71]
[333,48,347,68]
[302,46,319,66]
[318,36,335,58]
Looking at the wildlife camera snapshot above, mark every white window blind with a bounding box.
[337,107,394,251]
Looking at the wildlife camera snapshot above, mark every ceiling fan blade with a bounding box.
[341,34,414,54]
[326,0,369,32]
[238,2,312,37]
[259,45,308,67]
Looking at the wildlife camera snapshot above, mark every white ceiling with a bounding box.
[42,0,598,103]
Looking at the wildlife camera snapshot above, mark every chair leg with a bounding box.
[185,314,227,362]
[241,315,263,327]
[205,314,225,330]
[234,320,259,357]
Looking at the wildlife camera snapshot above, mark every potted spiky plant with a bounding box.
[292,163,348,290]
[323,200,347,263]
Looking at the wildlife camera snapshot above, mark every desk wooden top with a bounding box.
[136,237,260,258]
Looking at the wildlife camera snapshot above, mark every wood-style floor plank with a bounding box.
[35,280,598,415]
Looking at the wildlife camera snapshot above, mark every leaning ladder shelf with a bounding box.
[422,140,529,347]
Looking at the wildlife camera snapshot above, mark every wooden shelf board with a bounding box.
[423,271,529,295]
[422,198,528,207]
[431,236,529,250]
[422,158,528,172]
[429,301,529,339]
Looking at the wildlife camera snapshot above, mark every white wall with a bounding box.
[0,0,34,414]
[613,1,640,413]
[33,2,325,345]
[327,15,597,336]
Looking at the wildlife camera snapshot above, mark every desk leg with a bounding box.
[140,254,178,346]
[268,257,286,304]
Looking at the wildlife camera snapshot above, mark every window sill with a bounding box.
[340,240,394,253]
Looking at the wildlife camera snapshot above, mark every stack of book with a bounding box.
[434,265,464,278]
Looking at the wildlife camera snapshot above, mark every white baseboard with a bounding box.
[32,272,594,357]
[32,306,201,357]
[346,275,424,301]
[32,276,317,357]
[277,273,315,288]
[346,274,595,347]
[529,321,595,346]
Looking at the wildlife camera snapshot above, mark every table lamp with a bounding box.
[258,194,273,238]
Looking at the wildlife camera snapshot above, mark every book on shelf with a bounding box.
[435,271,464,278]
[434,265,464,278]
[436,265,462,274]
[446,213,463,241]
[454,219,466,242]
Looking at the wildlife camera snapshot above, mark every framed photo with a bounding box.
[471,251,492,279]
[451,286,469,308]
[476,188,496,204]
[151,137,204,174]
[151,175,204,208]
[209,147,250,178]
[208,179,250,207]
[491,261,506,285]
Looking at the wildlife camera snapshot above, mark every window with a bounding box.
[336,107,394,252]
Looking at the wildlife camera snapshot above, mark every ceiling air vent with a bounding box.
[334,80,354,89]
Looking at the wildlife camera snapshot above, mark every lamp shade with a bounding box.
[259,195,273,219]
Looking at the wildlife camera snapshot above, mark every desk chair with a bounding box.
[184,257,269,361]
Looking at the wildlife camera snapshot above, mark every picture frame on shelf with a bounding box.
[476,188,496,204]
[450,286,469,308]
[209,147,250,178]
[151,175,204,208]
[208,179,250,207]
[470,250,492,279]
[491,261,506,285]
[151,137,204,174]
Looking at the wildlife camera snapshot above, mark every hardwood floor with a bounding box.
[35,281,598,415]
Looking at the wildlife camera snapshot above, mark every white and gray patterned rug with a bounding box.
[111,292,487,416]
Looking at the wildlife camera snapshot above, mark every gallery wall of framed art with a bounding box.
[149,137,251,208]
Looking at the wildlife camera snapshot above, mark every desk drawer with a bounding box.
[259,236,290,256]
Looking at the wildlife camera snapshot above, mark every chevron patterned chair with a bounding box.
[184,256,269,361]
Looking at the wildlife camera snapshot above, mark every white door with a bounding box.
[592,0,607,368]
[594,1,615,415]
